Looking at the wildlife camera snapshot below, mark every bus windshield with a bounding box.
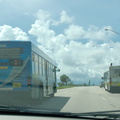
[111,68,120,78]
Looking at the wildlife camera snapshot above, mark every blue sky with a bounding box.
[0,0,120,85]
[0,0,120,32]
[0,0,119,44]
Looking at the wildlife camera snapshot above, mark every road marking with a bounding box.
[110,104,116,108]
[101,96,106,101]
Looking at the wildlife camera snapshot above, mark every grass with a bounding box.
[57,85,75,89]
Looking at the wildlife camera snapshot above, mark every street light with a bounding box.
[105,29,120,35]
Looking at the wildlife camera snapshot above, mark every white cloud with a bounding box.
[35,10,51,22]
[64,25,113,41]
[29,10,67,51]
[0,25,29,40]
[60,10,74,24]
[0,9,118,84]
[29,19,56,49]
[64,25,85,40]
[85,26,113,41]
[56,40,120,82]
[28,9,118,84]
[29,10,55,48]
[52,10,74,25]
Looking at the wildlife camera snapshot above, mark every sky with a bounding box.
[0,0,120,85]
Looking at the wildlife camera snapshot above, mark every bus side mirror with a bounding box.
[53,68,60,72]
[56,68,60,72]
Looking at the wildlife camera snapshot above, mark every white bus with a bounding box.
[102,63,120,92]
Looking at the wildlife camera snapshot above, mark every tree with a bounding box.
[83,83,87,86]
[60,74,70,85]
[58,82,64,86]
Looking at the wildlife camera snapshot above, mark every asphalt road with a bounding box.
[58,86,120,113]
[0,86,120,113]
[36,86,120,113]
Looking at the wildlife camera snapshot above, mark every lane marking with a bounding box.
[101,97,106,101]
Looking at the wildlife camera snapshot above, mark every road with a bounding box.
[0,86,120,113]
[36,86,120,113]
[57,86,120,113]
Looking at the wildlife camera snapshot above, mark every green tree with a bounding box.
[58,82,64,86]
[60,74,70,85]
[83,83,87,86]
[68,81,74,86]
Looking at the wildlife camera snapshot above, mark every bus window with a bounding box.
[52,65,54,78]
[32,52,35,74]
[50,63,52,78]
[34,53,39,75]
[50,64,53,78]
[48,62,50,77]
[39,56,43,76]
[42,58,45,76]
[32,52,35,62]
[47,63,53,78]
[48,62,51,77]
[53,66,56,78]
[113,69,120,77]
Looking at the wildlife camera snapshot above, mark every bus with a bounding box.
[0,41,58,102]
[102,63,120,92]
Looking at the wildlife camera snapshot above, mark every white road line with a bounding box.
[101,96,106,101]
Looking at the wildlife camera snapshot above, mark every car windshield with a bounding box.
[0,0,120,119]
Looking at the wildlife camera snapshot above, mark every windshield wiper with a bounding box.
[24,109,116,119]
[0,106,71,117]
[71,110,120,119]
[0,106,120,119]
[0,104,27,113]
[17,108,120,119]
